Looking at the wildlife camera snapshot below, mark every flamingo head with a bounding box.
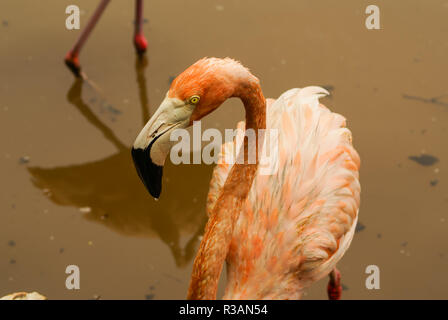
[131,57,257,198]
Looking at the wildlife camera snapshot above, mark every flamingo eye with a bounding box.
[189,95,200,105]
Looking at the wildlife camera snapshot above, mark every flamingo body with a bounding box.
[207,86,360,299]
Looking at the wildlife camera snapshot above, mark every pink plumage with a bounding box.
[132,57,361,300]
[207,80,360,299]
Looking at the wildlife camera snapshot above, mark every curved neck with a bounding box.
[187,81,266,300]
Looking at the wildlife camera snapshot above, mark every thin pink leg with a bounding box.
[134,0,147,55]
[327,268,342,300]
[65,0,111,77]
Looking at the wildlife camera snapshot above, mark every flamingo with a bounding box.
[65,0,147,77]
[131,58,361,300]
[1,292,46,300]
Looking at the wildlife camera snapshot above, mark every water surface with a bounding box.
[0,0,447,299]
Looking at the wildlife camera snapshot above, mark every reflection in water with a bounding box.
[27,57,209,267]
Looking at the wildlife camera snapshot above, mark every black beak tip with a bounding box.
[131,147,163,199]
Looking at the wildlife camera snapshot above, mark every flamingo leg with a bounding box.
[327,268,342,300]
[133,0,148,56]
[65,0,111,77]
[135,56,150,125]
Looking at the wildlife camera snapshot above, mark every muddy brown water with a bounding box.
[0,0,447,299]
